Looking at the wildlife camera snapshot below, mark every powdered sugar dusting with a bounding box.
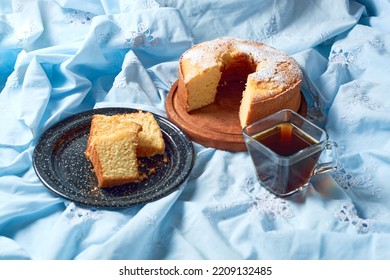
[182,46,218,67]
[181,37,302,86]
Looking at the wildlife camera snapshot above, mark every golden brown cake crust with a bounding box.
[85,112,166,188]
[85,114,142,159]
[177,37,303,127]
[123,111,165,157]
[177,68,188,110]
[242,86,301,126]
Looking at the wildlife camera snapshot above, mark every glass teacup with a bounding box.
[242,109,338,197]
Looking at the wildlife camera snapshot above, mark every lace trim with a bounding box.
[97,22,158,49]
[369,39,385,50]
[329,45,357,66]
[64,202,100,225]
[328,38,386,69]
[331,157,381,198]
[329,82,382,198]
[122,23,158,48]
[347,83,381,111]
[335,201,371,234]
[243,176,294,220]
[64,9,95,25]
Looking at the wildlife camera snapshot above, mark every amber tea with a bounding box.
[246,122,323,195]
[243,109,338,196]
[253,122,319,156]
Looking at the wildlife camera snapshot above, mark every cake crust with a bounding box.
[85,112,166,188]
[177,37,303,127]
[122,111,165,157]
[85,114,142,159]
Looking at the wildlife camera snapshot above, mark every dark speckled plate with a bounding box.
[33,107,195,208]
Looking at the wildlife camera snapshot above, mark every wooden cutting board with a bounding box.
[165,80,306,152]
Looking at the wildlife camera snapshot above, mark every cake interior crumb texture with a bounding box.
[89,130,140,188]
[123,111,165,157]
[85,112,166,188]
[85,114,142,159]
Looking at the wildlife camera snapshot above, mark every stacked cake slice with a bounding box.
[85,111,165,188]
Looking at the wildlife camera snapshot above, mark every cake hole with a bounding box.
[219,53,257,84]
[216,54,257,109]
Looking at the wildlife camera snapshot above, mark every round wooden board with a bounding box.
[165,81,307,152]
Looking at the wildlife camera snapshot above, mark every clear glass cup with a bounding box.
[242,109,338,197]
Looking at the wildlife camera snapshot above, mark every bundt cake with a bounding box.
[177,37,303,127]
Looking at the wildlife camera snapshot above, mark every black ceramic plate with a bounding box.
[33,107,195,208]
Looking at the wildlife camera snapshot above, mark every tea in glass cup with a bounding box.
[242,109,338,197]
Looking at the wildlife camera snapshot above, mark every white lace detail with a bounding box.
[369,39,385,51]
[335,201,371,234]
[338,86,382,146]
[122,23,158,48]
[329,82,382,198]
[98,32,112,44]
[64,9,95,25]
[329,45,357,66]
[331,157,381,198]
[262,15,278,39]
[347,83,382,110]
[328,42,381,71]
[64,202,100,225]
[319,31,332,42]
[243,176,294,220]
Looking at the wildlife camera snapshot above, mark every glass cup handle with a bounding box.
[313,141,339,175]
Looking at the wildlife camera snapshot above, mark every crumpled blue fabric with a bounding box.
[1,0,390,260]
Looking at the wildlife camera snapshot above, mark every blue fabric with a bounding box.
[1,0,390,260]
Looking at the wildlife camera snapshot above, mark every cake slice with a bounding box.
[123,111,165,157]
[88,129,141,188]
[85,111,165,188]
[85,114,143,159]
